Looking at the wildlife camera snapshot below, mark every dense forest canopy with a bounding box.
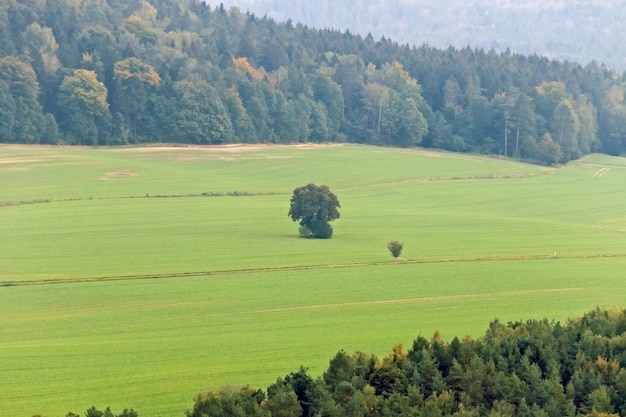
[205,0,626,73]
[2,0,626,163]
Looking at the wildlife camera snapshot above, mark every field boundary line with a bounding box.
[0,191,288,207]
[1,173,550,207]
[336,172,549,192]
[3,252,626,288]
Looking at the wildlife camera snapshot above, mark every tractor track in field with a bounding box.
[3,252,626,288]
[251,287,589,314]
[0,191,288,207]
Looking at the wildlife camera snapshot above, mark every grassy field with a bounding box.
[1,144,626,417]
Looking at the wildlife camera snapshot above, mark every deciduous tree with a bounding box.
[288,183,340,239]
[112,57,160,140]
[58,68,108,144]
[172,76,234,144]
[186,386,269,417]
[0,56,41,143]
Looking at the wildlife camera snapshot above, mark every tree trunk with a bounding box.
[503,113,509,157]
[515,113,521,158]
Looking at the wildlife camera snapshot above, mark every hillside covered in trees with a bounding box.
[207,0,626,73]
[70,308,626,417]
[2,0,626,164]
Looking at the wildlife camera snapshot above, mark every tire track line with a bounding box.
[250,287,588,315]
[3,253,626,287]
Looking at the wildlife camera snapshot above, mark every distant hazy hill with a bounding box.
[206,0,626,71]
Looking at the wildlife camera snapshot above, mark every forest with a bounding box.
[2,0,626,164]
[68,308,626,417]
[207,0,626,73]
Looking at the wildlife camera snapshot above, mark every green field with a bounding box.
[1,144,626,417]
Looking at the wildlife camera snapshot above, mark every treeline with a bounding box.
[2,0,626,164]
[209,0,626,74]
[62,308,626,417]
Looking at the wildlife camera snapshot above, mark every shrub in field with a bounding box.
[298,226,313,238]
[288,184,340,239]
[387,240,403,258]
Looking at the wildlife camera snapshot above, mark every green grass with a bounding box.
[1,144,626,417]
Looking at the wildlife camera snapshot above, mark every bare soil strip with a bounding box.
[592,167,612,178]
[3,252,625,288]
[111,143,344,153]
[100,171,138,180]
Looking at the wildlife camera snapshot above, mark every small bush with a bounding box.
[387,241,403,258]
[299,226,313,238]
[312,222,333,239]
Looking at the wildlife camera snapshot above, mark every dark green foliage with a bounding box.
[172,76,234,143]
[37,113,59,144]
[186,386,269,417]
[58,69,109,145]
[0,10,16,56]
[387,241,403,258]
[0,56,41,143]
[265,381,303,417]
[288,184,340,239]
[270,367,319,417]
[65,406,138,417]
[323,350,357,390]
[0,79,16,142]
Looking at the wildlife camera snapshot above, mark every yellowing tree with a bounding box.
[113,57,160,139]
[60,69,108,116]
[59,69,108,144]
[233,56,266,81]
[113,57,160,87]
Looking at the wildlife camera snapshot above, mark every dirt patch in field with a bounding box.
[101,171,137,180]
[114,143,343,153]
[0,152,81,166]
[0,167,29,172]
[414,149,482,161]
[0,157,48,164]
[110,143,341,163]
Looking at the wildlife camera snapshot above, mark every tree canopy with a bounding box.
[288,183,340,239]
[1,0,626,162]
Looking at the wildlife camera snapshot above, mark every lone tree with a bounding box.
[387,240,403,258]
[288,183,340,239]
